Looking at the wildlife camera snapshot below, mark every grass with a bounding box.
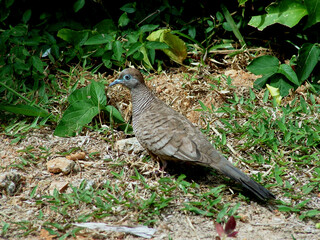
[1,69,320,238]
[197,76,320,219]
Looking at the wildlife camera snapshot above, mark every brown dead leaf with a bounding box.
[39,229,56,240]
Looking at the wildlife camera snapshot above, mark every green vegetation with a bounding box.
[1,0,320,238]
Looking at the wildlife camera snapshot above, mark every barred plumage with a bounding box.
[109,68,275,201]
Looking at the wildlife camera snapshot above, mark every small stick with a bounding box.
[137,9,161,26]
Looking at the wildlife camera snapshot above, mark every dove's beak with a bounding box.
[109,79,123,87]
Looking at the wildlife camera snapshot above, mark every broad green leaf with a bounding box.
[147,29,164,41]
[161,31,187,64]
[22,9,31,23]
[247,55,279,75]
[31,56,46,73]
[278,64,299,85]
[248,0,307,30]
[68,86,90,104]
[94,19,117,34]
[147,29,187,64]
[54,100,100,137]
[145,41,169,50]
[118,13,130,27]
[127,42,142,56]
[10,24,28,37]
[139,45,153,69]
[140,24,159,33]
[89,81,107,107]
[104,105,125,122]
[296,43,320,82]
[57,28,89,46]
[68,81,106,107]
[85,34,113,45]
[269,74,295,97]
[73,0,85,12]
[253,73,274,89]
[112,40,124,61]
[0,104,49,117]
[120,2,136,13]
[304,0,320,29]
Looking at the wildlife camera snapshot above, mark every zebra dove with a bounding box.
[109,68,275,200]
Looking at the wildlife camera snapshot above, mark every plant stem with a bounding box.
[0,81,32,104]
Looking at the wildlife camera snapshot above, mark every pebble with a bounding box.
[46,157,75,174]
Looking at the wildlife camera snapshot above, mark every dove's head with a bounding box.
[109,68,145,89]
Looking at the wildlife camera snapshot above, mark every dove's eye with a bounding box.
[124,74,131,80]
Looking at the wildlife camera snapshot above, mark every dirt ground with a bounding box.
[1,67,320,239]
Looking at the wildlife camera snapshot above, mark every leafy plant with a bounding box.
[248,0,320,30]
[248,42,320,96]
[54,80,129,137]
[215,216,238,240]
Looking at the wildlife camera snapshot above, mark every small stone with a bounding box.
[115,137,144,154]
[47,157,75,174]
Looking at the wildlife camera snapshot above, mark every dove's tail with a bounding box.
[218,162,275,201]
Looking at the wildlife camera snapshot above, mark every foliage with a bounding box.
[54,80,130,137]
[248,0,320,30]
[215,216,238,239]
[246,0,320,97]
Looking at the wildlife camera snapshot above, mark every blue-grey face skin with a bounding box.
[109,79,123,87]
[109,69,142,89]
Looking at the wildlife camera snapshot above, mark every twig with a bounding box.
[137,9,161,27]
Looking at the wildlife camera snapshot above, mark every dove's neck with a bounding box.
[131,84,156,117]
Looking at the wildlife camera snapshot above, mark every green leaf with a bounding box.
[30,185,38,198]
[89,81,107,107]
[145,41,169,50]
[120,2,136,13]
[278,64,299,85]
[304,0,320,29]
[253,73,274,89]
[296,43,320,82]
[54,100,100,137]
[10,24,28,37]
[277,205,296,212]
[31,56,46,73]
[247,55,279,75]
[85,34,113,45]
[127,42,142,56]
[221,4,245,47]
[140,24,159,33]
[73,0,85,12]
[139,45,153,69]
[69,81,106,107]
[147,29,187,64]
[104,105,125,122]
[269,74,295,97]
[112,40,124,61]
[22,9,31,23]
[55,81,107,137]
[57,29,89,46]
[300,210,320,220]
[0,104,49,117]
[248,0,308,30]
[94,19,117,34]
[118,13,130,27]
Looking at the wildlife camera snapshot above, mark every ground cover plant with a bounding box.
[1,0,320,239]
